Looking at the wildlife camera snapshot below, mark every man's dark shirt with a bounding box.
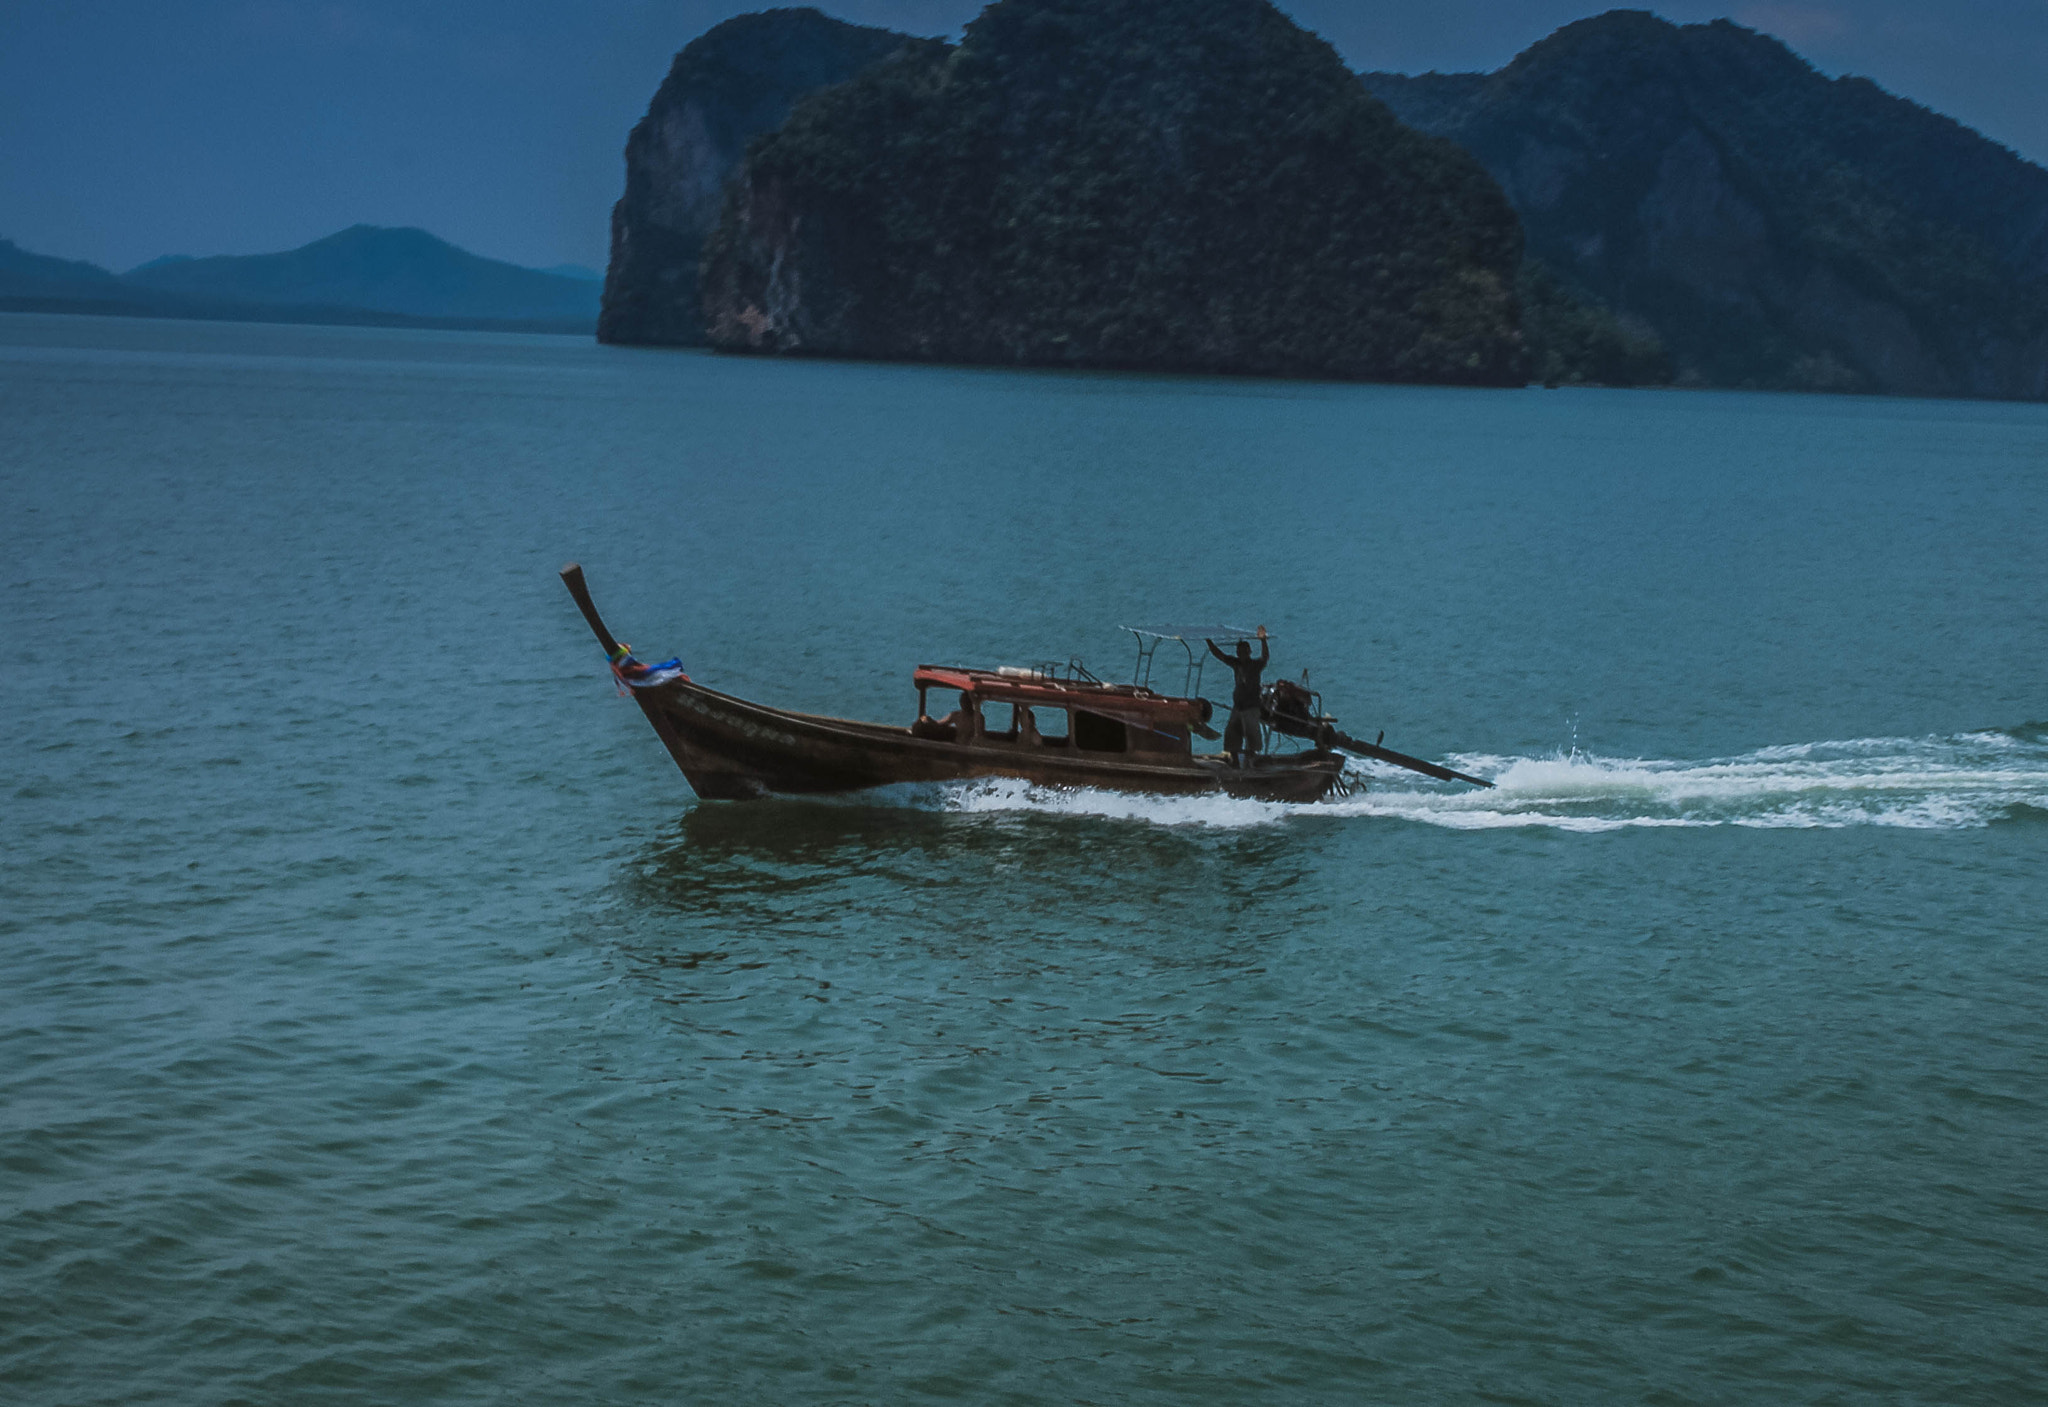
[1207,638,1269,709]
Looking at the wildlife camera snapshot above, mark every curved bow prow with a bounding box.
[559,562,622,657]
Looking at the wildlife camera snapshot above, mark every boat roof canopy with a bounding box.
[914,665,1204,722]
[1123,624,1266,644]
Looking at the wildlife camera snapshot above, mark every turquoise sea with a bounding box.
[3,312,2045,1404]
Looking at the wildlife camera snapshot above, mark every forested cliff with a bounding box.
[603,5,2048,399]
[609,0,1527,385]
[697,0,1525,383]
[1364,11,2048,397]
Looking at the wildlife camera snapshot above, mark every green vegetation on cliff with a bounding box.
[1520,263,1669,388]
[700,0,1526,385]
[1365,11,2048,399]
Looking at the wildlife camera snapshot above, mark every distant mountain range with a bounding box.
[0,226,599,333]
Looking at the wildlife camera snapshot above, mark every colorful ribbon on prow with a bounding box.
[607,642,689,694]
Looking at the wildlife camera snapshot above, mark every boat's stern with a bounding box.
[1201,751,1348,802]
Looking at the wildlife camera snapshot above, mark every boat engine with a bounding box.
[1262,678,1334,747]
[1260,676,1493,788]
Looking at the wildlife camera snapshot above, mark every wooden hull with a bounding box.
[629,676,1346,803]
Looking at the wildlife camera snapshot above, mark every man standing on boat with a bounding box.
[1206,627,1269,766]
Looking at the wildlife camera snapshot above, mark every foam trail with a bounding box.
[941,775,1296,828]
[896,727,2048,832]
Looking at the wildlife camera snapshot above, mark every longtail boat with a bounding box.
[560,563,1491,804]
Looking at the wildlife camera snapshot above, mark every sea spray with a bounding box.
[903,728,2048,832]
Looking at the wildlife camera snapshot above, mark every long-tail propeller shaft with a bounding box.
[1262,682,1494,788]
[1323,729,1494,789]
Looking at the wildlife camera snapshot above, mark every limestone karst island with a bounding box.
[599,0,2048,400]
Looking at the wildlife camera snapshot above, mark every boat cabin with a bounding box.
[910,666,1210,757]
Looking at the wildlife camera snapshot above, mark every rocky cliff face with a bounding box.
[598,9,911,346]
[697,0,1526,385]
[1364,10,2048,399]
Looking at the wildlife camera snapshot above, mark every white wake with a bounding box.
[918,727,2048,832]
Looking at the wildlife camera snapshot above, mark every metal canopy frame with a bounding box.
[1121,625,1263,699]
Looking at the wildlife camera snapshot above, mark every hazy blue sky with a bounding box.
[4,1,2043,273]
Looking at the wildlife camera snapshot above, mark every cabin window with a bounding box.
[1073,710,1128,753]
[1027,706,1069,746]
[980,701,1018,740]
[912,689,963,741]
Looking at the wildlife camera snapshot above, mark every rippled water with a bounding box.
[4,313,2046,1404]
